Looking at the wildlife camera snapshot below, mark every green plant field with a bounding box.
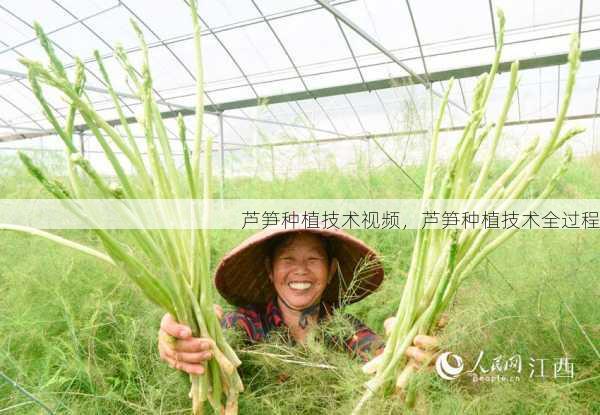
[1,154,599,414]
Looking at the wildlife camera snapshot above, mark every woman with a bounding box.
[158,229,439,375]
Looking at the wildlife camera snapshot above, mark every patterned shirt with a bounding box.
[222,298,383,361]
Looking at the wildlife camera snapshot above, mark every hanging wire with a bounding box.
[0,371,54,415]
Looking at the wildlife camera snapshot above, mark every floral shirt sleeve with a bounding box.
[221,306,267,342]
[343,315,384,362]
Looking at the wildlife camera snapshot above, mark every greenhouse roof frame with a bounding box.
[0,0,598,151]
[4,43,597,138]
[202,47,600,112]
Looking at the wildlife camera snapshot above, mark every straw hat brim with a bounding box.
[215,228,384,307]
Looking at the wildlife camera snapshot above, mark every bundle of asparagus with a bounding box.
[1,0,242,413]
[354,10,583,413]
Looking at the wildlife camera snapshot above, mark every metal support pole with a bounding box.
[405,0,429,81]
[538,67,543,115]
[270,145,276,181]
[578,0,584,41]
[516,88,522,121]
[366,138,371,171]
[593,76,600,154]
[488,0,497,48]
[425,84,434,165]
[79,131,85,157]
[218,111,225,200]
[556,65,561,115]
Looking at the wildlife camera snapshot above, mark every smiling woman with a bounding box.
[266,232,338,333]
[158,228,441,375]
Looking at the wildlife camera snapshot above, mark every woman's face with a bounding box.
[268,233,335,310]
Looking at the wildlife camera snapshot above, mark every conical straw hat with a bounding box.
[215,228,384,307]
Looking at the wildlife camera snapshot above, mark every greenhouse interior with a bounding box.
[1,1,599,414]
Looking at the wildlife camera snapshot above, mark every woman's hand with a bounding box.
[383,316,446,368]
[158,305,223,375]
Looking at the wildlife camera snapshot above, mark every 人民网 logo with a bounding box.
[435,351,464,380]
